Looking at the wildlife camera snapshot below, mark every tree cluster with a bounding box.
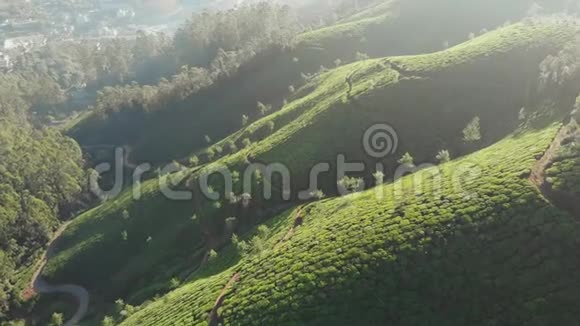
[0,73,85,319]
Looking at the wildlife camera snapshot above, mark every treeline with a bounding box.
[174,3,299,68]
[0,74,86,319]
[70,3,303,147]
[21,1,300,118]
[7,32,173,116]
[84,0,375,115]
[100,1,299,113]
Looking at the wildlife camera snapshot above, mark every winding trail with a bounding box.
[275,207,305,249]
[208,273,241,326]
[207,207,306,325]
[529,123,580,217]
[28,222,90,326]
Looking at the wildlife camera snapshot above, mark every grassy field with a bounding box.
[42,20,580,304]
[120,124,580,325]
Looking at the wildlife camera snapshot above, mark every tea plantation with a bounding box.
[121,124,580,325]
[42,19,580,302]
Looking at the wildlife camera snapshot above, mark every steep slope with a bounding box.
[204,18,578,192]
[69,0,561,164]
[42,19,580,304]
[120,124,580,325]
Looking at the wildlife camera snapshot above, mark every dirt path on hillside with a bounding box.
[27,222,90,326]
[529,124,580,217]
[208,272,241,326]
[207,207,306,324]
[274,207,305,249]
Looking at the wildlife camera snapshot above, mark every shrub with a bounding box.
[257,101,271,116]
[49,313,63,326]
[189,155,199,167]
[373,170,385,185]
[338,176,364,193]
[206,148,216,161]
[169,277,180,289]
[355,52,369,61]
[398,152,415,167]
[436,150,451,164]
[232,234,249,255]
[310,189,326,200]
[257,225,270,237]
[115,299,125,316]
[463,117,482,142]
[101,316,115,326]
[208,249,218,261]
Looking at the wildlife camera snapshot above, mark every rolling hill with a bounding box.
[119,122,580,325]
[41,17,580,314]
[8,0,580,325]
[67,0,564,165]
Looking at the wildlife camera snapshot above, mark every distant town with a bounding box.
[0,0,221,71]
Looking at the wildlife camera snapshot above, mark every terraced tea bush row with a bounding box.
[44,20,580,307]
[123,125,580,325]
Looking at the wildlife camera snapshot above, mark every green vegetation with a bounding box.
[398,152,415,167]
[296,1,396,48]
[67,0,561,165]
[463,117,482,142]
[122,124,580,325]
[9,1,580,324]
[0,73,85,318]
[41,18,580,309]
[436,150,451,163]
[41,174,198,299]
[546,129,580,195]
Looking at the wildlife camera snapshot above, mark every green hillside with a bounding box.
[42,19,580,306]
[68,0,558,165]
[7,1,580,325]
[120,123,580,325]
